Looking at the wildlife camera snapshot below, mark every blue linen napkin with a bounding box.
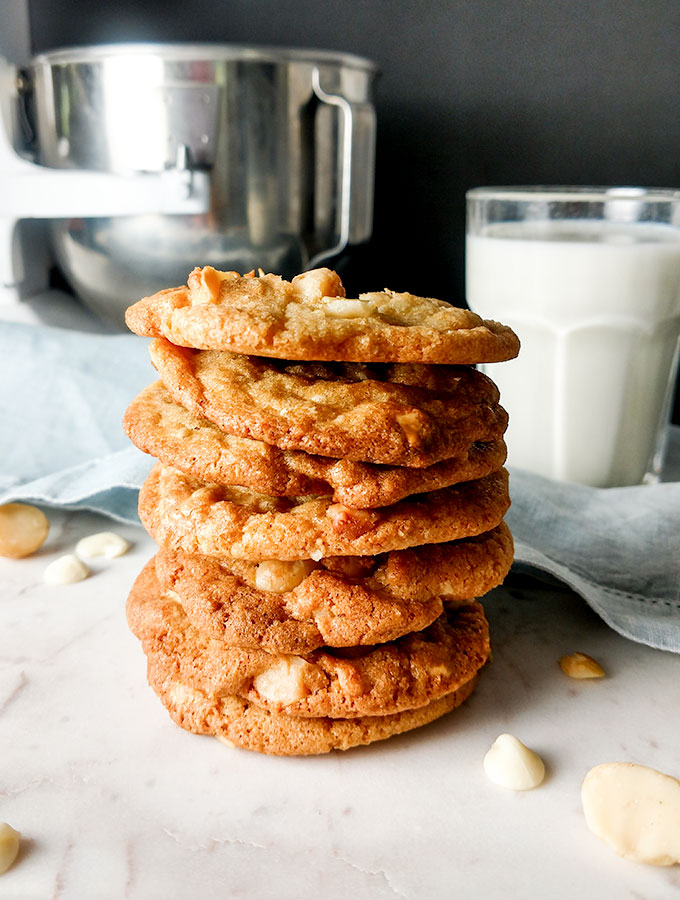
[1,306,678,652]
[0,314,154,522]
[507,454,680,653]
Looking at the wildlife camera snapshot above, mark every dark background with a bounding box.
[28,0,680,416]
[28,0,680,301]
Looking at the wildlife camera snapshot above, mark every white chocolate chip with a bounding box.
[0,503,49,559]
[43,554,90,585]
[483,733,546,791]
[559,652,605,679]
[582,762,680,865]
[253,656,314,704]
[216,735,236,749]
[254,559,316,593]
[75,531,130,559]
[0,822,20,874]
[323,298,375,318]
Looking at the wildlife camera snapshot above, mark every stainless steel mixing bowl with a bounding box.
[25,43,378,325]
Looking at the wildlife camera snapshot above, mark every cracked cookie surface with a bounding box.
[154,522,512,653]
[148,664,478,756]
[139,464,510,560]
[124,381,508,507]
[148,338,509,466]
[127,561,490,719]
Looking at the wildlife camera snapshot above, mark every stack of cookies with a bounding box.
[123,267,519,755]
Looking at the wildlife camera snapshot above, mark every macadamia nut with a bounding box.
[582,762,680,865]
[559,652,605,679]
[483,733,546,791]
[0,823,20,874]
[0,503,49,559]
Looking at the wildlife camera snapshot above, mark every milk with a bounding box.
[466,221,680,487]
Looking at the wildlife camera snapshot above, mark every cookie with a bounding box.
[125,266,520,364]
[148,338,509,466]
[126,561,490,719]
[154,522,513,653]
[124,382,508,507]
[139,464,510,560]
[148,662,478,755]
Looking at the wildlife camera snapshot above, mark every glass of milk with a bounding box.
[466,186,680,487]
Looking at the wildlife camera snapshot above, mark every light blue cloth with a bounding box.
[0,316,154,522]
[507,454,680,653]
[1,307,678,652]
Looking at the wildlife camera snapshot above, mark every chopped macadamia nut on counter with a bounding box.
[559,652,605,679]
[0,823,20,874]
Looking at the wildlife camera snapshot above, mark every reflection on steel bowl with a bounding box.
[25,43,378,325]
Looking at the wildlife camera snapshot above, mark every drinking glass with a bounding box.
[466,186,680,487]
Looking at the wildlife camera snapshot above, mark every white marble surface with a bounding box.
[1,510,680,900]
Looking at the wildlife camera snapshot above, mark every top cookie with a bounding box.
[125,266,519,364]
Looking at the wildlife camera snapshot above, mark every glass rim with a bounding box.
[466,186,680,204]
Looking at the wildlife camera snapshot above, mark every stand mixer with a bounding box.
[0,42,377,326]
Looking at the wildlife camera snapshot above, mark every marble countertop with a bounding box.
[1,510,679,899]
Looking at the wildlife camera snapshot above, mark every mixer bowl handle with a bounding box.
[307,66,354,269]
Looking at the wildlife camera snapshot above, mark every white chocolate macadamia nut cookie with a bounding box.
[126,266,520,364]
[123,265,517,755]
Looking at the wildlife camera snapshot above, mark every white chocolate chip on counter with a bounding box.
[0,503,49,559]
[43,554,90,585]
[559,652,605,679]
[254,559,316,593]
[582,762,680,866]
[0,822,20,875]
[483,733,546,791]
[75,531,131,559]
